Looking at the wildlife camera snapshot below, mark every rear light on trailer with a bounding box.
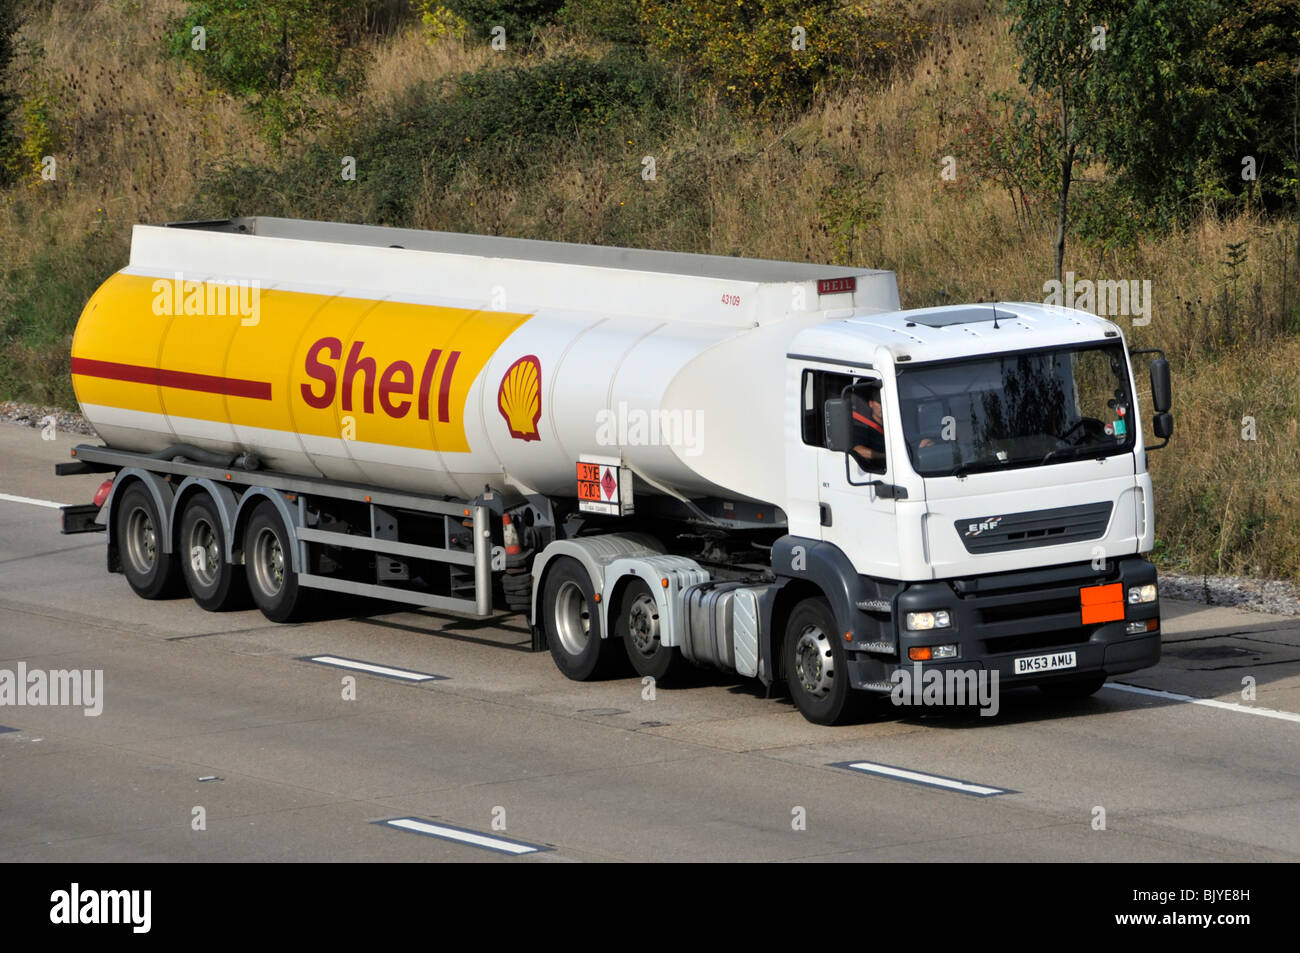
[93,479,113,508]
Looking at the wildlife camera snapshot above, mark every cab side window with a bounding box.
[801,370,855,447]
[801,371,886,473]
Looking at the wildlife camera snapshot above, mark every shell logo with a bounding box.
[498,355,542,442]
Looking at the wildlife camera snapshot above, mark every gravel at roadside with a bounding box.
[1156,572,1300,617]
[0,400,97,437]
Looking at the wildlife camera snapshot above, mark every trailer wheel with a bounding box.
[179,493,247,611]
[784,597,860,725]
[616,579,683,681]
[116,482,181,599]
[1038,673,1106,700]
[244,502,302,623]
[542,557,617,680]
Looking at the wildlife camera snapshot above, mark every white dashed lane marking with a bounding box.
[378,817,550,855]
[832,761,1015,797]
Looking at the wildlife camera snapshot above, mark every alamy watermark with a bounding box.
[595,401,705,457]
[890,663,1000,717]
[151,272,261,326]
[0,663,103,716]
[1043,271,1151,326]
[50,884,150,933]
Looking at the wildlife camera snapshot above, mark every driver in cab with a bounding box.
[850,389,934,470]
[850,390,887,470]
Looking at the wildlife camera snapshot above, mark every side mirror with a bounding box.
[1152,413,1173,440]
[824,398,854,452]
[1150,358,1171,414]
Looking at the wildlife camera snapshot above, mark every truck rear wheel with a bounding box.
[616,579,683,681]
[784,597,860,725]
[179,493,247,611]
[244,502,302,623]
[115,482,181,599]
[542,557,618,680]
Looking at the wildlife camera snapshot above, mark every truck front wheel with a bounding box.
[116,482,181,599]
[542,557,618,680]
[784,597,861,725]
[244,502,302,623]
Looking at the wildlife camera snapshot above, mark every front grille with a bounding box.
[956,502,1113,554]
[978,595,1080,624]
[983,628,1091,655]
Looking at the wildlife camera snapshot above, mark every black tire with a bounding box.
[542,557,618,680]
[115,482,182,599]
[784,597,861,725]
[178,493,247,611]
[616,579,683,681]
[1038,672,1107,700]
[501,569,533,611]
[243,501,302,623]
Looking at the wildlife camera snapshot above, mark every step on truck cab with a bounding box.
[59,217,1172,724]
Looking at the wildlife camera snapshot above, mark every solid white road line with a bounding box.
[1104,682,1300,724]
[0,493,65,509]
[839,761,1012,797]
[383,818,541,855]
[307,655,440,681]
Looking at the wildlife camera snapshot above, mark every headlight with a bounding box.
[1127,584,1157,604]
[906,610,951,630]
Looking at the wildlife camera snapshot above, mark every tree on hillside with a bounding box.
[1006,0,1114,283]
[170,0,386,139]
[1085,0,1223,218]
[0,0,21,186]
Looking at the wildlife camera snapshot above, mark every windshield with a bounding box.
[895,343,1135,477]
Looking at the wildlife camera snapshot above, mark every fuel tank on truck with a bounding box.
[71,217,899,505]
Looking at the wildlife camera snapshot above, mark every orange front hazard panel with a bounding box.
[1080,583,1125,624]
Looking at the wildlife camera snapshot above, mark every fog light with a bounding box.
[906,610,951,631]
[1125,620,1152,634]
[1127,584,1157,604]
[908,644,958,661]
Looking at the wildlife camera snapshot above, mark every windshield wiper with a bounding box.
[1040,443,1105,466]
[952,457,1005,478]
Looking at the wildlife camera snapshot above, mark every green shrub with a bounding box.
[189,51,673,225]
[0,224,127,406]
[0,0,22,184]
[642,0,926,115]
[440,0,565,41]
[168,0,383,139]
[559,0,646,45]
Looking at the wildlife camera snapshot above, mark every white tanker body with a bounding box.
[59,217,1174,724]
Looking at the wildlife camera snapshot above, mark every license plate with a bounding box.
[1013,651,1077,675]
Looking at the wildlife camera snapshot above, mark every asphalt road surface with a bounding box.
[2,421,1298,862]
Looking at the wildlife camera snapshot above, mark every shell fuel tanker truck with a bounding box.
[57,217,1174,724]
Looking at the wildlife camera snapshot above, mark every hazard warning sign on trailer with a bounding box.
[577,456,634,515]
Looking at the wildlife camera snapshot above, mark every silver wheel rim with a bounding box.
[627,592,660,658]
[251,526,285,597]
[188,516,220,588]
[124,506,157,575]
[553,580,591,656]
[794,624,835,699]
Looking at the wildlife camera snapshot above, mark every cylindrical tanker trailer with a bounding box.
[58,217,1174,723]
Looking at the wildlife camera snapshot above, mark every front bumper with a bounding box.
[847,556,1162,692]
